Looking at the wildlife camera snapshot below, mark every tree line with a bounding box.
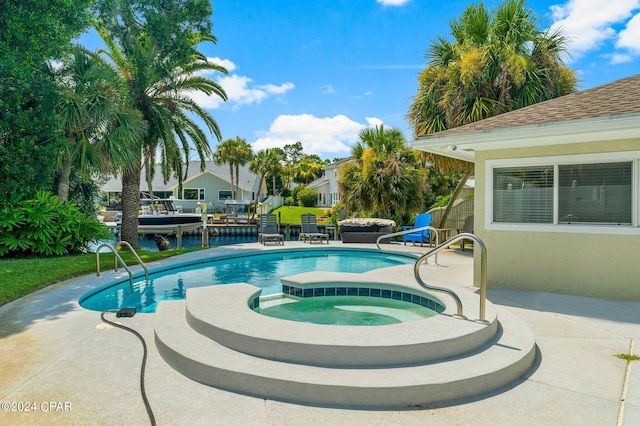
[0,0,576,255]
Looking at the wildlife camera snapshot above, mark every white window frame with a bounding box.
[183,188,205,201]
[218,190,232,201]
[486,151,640,235]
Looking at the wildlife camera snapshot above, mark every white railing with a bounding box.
[375,230,489,323]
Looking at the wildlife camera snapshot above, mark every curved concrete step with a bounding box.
[184,284,498,367]
[155,299,536,408]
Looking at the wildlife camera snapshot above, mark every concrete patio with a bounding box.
[1,242,638,425]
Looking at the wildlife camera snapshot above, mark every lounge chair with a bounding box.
[299,213,329,244]
[259,214,284,245]
[402,213,432,247]
[461,215,474,251]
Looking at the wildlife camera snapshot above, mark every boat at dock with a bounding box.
[115,198,204,235]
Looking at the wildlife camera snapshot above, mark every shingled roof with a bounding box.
[418,73,640,139]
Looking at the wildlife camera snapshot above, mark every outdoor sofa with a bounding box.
[338,218,395,243]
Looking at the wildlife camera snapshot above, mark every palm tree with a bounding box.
[267,148,285,196]
[213,139,237,202]
[214,137,253,202]
[338,125,426,222]
[232,137,254,201]
[53,45,145,202]
[94,2,227,246]
[249,148,281,219]
[294,156,324,185]
[283,141,304,189]
[407,0,577,227]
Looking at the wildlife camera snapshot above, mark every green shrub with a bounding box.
[329,203,344,225]
[0,191,112,257]
[297,187,317,207]
[431,194,452,208]
[280,187,292,198]
[290,185,305,200]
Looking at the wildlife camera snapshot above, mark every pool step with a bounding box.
[184,284,498,367]
[154,286,537,408]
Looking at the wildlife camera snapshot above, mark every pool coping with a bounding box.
[182,266,498,367]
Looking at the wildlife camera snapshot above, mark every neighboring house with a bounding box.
[100,161,262,212]
[411,74,640,301]
[307,158,351,207]
[459,178,474,200]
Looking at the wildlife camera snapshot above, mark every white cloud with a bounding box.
[189,57,295,109]
[377,0,410,6]
[548,0,640,60]
[617,12,640,53]
[207,57,236,73]
[252,114,384,158]
[365,117,383,127]
[610,53,634,64]
[320,84,335,94]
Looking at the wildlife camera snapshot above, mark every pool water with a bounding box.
[256,296,438,326]
[80,250,415,313]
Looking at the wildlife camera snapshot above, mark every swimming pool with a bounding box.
[80,248,416,313]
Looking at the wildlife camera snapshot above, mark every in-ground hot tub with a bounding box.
[255,287,443,326]
[338,218,395,243]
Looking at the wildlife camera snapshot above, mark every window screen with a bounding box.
[493,166,554,223]
[558,162,632,224]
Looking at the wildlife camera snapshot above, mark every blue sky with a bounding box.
[89,0,640,160]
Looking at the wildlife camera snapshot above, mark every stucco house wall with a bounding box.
[178,171,257,212]
[474,140,640,301]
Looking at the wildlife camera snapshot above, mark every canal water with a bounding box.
[98,234,258,252]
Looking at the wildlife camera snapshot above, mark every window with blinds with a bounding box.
[558,162,632,224]
[493,160,634,226]
[493,166,554,223]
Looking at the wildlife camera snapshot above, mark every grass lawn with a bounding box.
[271,206,331,224]
[0,248,195,307]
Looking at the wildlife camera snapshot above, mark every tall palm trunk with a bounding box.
[250,174,266,221]
[144,154,154,199]
[438,166,473,229]
[228,163,236,215]
[235,164,240,200]
[56,151,73,202]
[121,161,142,247]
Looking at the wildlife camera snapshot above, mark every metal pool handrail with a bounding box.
[375,226,440,264]
[414,233,488,323]
[115,241,149,281]
[95,242,148,289]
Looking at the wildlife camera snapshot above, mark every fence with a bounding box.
[427,198,474,230]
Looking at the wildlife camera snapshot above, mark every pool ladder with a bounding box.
[95,241,149,289]
[376,230,488,323]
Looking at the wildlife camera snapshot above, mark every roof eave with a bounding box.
[409,113,640,163]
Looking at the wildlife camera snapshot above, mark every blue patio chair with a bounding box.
[402,213,432,247]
